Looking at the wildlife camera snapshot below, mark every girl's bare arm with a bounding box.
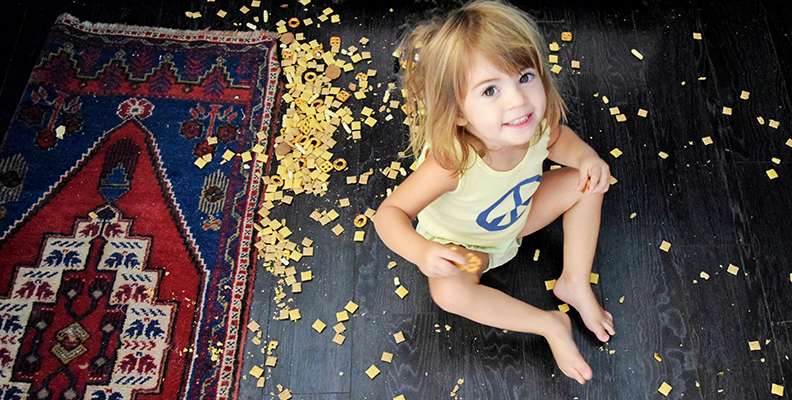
[374,154,468,277]
[545,125,610,194]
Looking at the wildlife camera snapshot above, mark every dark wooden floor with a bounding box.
[2,0,791,398]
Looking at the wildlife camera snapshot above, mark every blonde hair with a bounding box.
[399,0,566,176]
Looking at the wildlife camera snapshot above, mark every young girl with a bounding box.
[374,0,615,385]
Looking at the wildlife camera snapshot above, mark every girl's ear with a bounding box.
[455,111,467,127]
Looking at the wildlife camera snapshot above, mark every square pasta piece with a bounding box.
[545,279,556,291]
[658,382,672,396]
[771,384,784,396]
[702,136,714,145]
[659,240,671,252]
[354,231,365,241]
[590,273,599,284]
[336,310,349,322]
[365,365,380,379]
[332,333,345,345]
[331,224,345,236]
[381,352,394,363]
[727,263,740,275]
[312,319,326,333]
[393,331,405,343]
[345,301,359,313]
[638,108,648,117]
[334,322,346,334]
[395,285,409,298]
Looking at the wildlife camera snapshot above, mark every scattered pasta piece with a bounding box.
[382,352,393,363]
[693,32,702,40]
[658,151,669,159]
[551,65,562,74]
[545,279,556,291]
[654,353,662,362]
[771,384,784,396]
[749,341,761,351]
[549,55,558,64]
[722,107,732,115]
[659,241,671,252]
[590,273,599,284]
[740,91,750,100]
[549,42,560,51]
[631,49,644,60]
[250,365,264,378]
[702,136,714,145]
[766,169,778,179]
[336,310,349,322]
[394,331,405,343]
[558,303,570,313]
[365,365,380,379]
[658,382,672,396]
[637,108,648,117]
[561,32,572,41]
[700,271,710,280]
[769,119,780,129]
[332,333,345,345]
[395,285,409,298]
[345,301,359,313]
[610,148,623,158]
[312,319,326,333]
[571,60,580,69]
[727,264,740,275]
[616,114,627,122]
[354,231,365,242]
[609,107,621,115]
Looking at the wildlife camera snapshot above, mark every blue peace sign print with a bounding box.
[476,175,541,232]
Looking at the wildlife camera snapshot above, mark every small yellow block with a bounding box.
[332,333,345,345]
[549,42,560,51]
[702,136,714,145]
[265,356,277,367]
[767,169,778,179]
[723,106,732,115]
[354,231,365,241]
[693,32,702,40]
[659,151,669,159]
[727,264,740,275]
[365,365,380,379]
[249,365,264,378]
[545,279,556,291]
[590,273,599,284]
[772,383,785,396]
[740,91,750,100]
[395,285,409,298]
[289,309,301,321]
[610,148,623,158]
[312,319,326,333]
[301,271,313,281]
[550,64,562,74]
[749,340,761,351]
[631,49,643,60]
[549,55,558,64]
[700,271,710,280]
[558,303,570,313]
[658,382,672,396]
[381,352,393,363]
[345,301,359,314]
[769,119,780,129]
[638,108,648,117]
[615,114,627,122]
[609,107,621,115]
[659,240,671,252]
[394,396,406,400]
[394,331,405,343]
[336,310,349,322]
[331,224,345,236]
[571,60,580,69]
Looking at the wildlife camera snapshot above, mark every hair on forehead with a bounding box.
[399,0,566,177]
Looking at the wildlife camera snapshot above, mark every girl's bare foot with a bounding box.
[553,278,615,342]
[544,311,593,384]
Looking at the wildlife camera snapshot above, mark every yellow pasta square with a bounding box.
[658,382,672,396]
[558,303,570,313]
[336,310,349,322]
[702,136,713,145]
[767,169,779,179]
[727,264,740,275]
[550,64,562,74]
[609,107,621,115]
[749,340,761,351]
[394,331,405,343]
[638,108,648,117]
[740,91,750,100]
[354,231,365,242]
[610,148,623,158]
[771,383,784,396]
[545,279,556,291]
[381,352,393,363]
[722,107,732,115]
[332,333,345,345]
[615,114,627,122]
[660,241,671,252]
[249,365,264,378]
[345,301,359,313]
[395,285,409,298]
[331,224,344,236]
[365,365,380,379]
[312,319,326,333]
[571,60,580,69]
[590,273,600,284]
[289,309,301,321]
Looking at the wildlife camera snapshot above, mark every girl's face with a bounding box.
[456,54,546,151]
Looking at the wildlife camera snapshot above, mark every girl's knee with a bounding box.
[429,278,472,314]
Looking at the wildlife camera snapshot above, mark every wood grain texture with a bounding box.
[2,0,792,399]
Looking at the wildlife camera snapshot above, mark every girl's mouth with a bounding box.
[504,113,532,127]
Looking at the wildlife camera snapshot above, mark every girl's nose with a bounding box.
[504,86,527,109]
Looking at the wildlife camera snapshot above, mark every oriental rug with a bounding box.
[0,14,279,400]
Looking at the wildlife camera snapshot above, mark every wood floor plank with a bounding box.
[735,162,792,323]
[697,0,792,163]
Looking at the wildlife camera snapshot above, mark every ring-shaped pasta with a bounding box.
[270,175,283,186]
[311,98,324,107]
[288,18,300,28]
[333,158,347,171]
[296,157,307,169]
[353,214,368,228]
[307,137,321,148]
[304,71,317,82]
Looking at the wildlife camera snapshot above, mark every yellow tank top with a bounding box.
[416,122,551,247]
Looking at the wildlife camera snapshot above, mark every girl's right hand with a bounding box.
[417,242,468,278]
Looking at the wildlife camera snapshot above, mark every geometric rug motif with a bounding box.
[0,14,280,400]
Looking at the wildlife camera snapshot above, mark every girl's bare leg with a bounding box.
[518,168,615,342]
[429,249,593,384]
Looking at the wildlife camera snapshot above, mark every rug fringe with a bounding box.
[56,13,279,43]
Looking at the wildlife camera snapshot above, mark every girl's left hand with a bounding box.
[575,156,610,194]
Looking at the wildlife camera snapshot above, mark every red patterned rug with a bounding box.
[0,14,279,399]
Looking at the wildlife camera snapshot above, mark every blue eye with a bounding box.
[483,86,498,96]
[520,72,534,83]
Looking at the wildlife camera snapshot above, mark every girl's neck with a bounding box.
[478,143,530,172]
